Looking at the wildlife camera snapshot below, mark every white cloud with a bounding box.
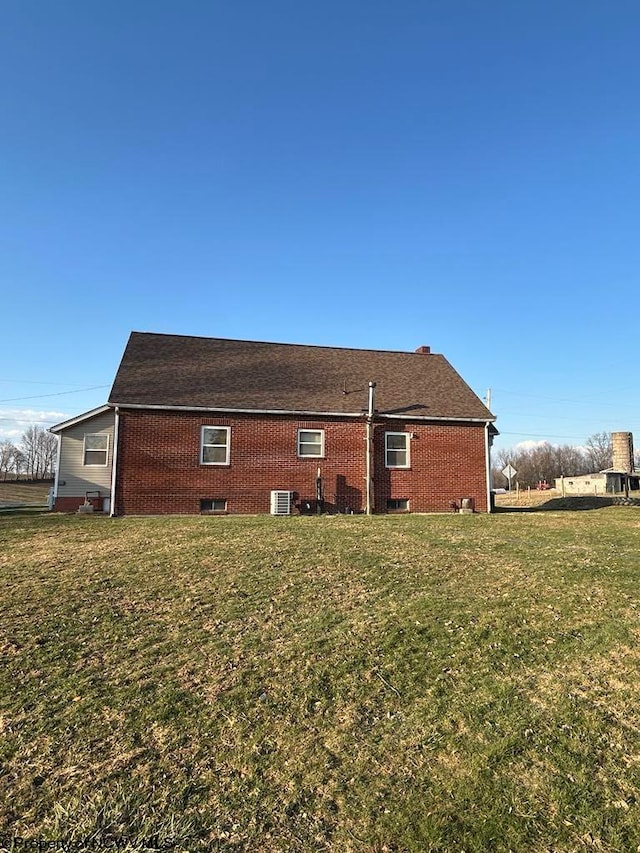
[0,408,70,443]
[513,439,553,451]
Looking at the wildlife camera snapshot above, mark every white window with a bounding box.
[84,433,109,466]
[201,426,230,465]
[297,429,324,458]
[385,432,409,468]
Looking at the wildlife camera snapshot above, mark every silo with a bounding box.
[612,432,634,473]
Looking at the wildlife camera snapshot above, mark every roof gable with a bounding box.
[49,405,113,434]
[108,332,494,422]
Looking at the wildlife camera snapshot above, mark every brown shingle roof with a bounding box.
[108,332,495,422]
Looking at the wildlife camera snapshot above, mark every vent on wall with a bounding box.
[270,490,292,515]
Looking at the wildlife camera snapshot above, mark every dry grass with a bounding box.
[495,488,561,507]
[0,480,51,507]
[2,508,640,851]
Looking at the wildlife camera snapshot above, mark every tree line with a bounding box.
[492,432,639,489]
[0,425,58,481]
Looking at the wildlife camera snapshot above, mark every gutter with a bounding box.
[110,401,496,425]
[109,406,120,517]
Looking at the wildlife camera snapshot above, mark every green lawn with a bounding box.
[2,509,640,851]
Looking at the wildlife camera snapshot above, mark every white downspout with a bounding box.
[109,406,120,517]
[365,381,376,515]
[52,434,62,509]
[485,421,493,513]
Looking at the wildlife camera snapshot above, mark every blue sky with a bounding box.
[1,1,638,452]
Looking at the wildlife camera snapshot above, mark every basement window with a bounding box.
[200,499,227,513]
[297,429,324,457]
[385,432,409,468]
[387,498,409,512]
[201,426,230,465]
[83,433,109,466]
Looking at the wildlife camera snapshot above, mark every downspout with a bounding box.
[485,421,493,514]
[365,381,376,515]
[52,434,62,509]
[109,406,120,517]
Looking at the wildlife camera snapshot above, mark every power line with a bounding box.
[0,378,104,386]
[0,385,109,404]
[498,431,592,440]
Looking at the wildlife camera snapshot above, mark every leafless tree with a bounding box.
[585,432,612,472]
[493,441,591,488]
[0,440,17,481]
[492,431,630,489]
[12,448,25,479]
[20,425,57,479]
[552,444,590,478]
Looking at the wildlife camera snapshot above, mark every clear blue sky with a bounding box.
[1,0,638,453]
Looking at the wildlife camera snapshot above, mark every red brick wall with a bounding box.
[54,496,87,513]
[373,422,488,513]
[114,410,489,515]
[54,496,108,513]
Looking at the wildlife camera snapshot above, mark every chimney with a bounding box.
[415,345,431,354]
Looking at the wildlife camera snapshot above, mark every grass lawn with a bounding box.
[0,481,52,508]
[2,508,640,851]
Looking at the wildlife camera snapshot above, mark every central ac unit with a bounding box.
[270,490,292,516]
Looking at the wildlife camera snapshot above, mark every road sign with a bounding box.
[502,464,517,491]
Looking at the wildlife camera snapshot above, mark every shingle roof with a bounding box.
[108,332,495,423]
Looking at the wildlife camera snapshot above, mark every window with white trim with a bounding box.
[297,429,324,458]
[385,432,409,468]
[83,433,109,466]
[201,426,230,465]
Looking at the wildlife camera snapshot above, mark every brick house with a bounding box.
[50,332,497,515]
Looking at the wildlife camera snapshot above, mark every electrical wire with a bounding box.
[0,385,109,404]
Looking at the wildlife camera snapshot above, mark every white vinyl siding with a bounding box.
[385,432,410,468]
[201,426,231,465]
[297,429,324,457]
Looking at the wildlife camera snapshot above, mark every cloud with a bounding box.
[513,439,553,451]
[0,408,70,442]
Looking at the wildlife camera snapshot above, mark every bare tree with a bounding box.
[42,432,58,478]
[20,425,57,479]
[585,432,612,472]
[0,440,17,481]
[552,444,590,478]
[493,442,591,488]
[12,448,25,479]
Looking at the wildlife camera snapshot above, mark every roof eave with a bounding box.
[49,404,113,434]
[110,401,496,424]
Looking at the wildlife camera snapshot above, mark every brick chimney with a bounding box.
[415,345,431,354]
